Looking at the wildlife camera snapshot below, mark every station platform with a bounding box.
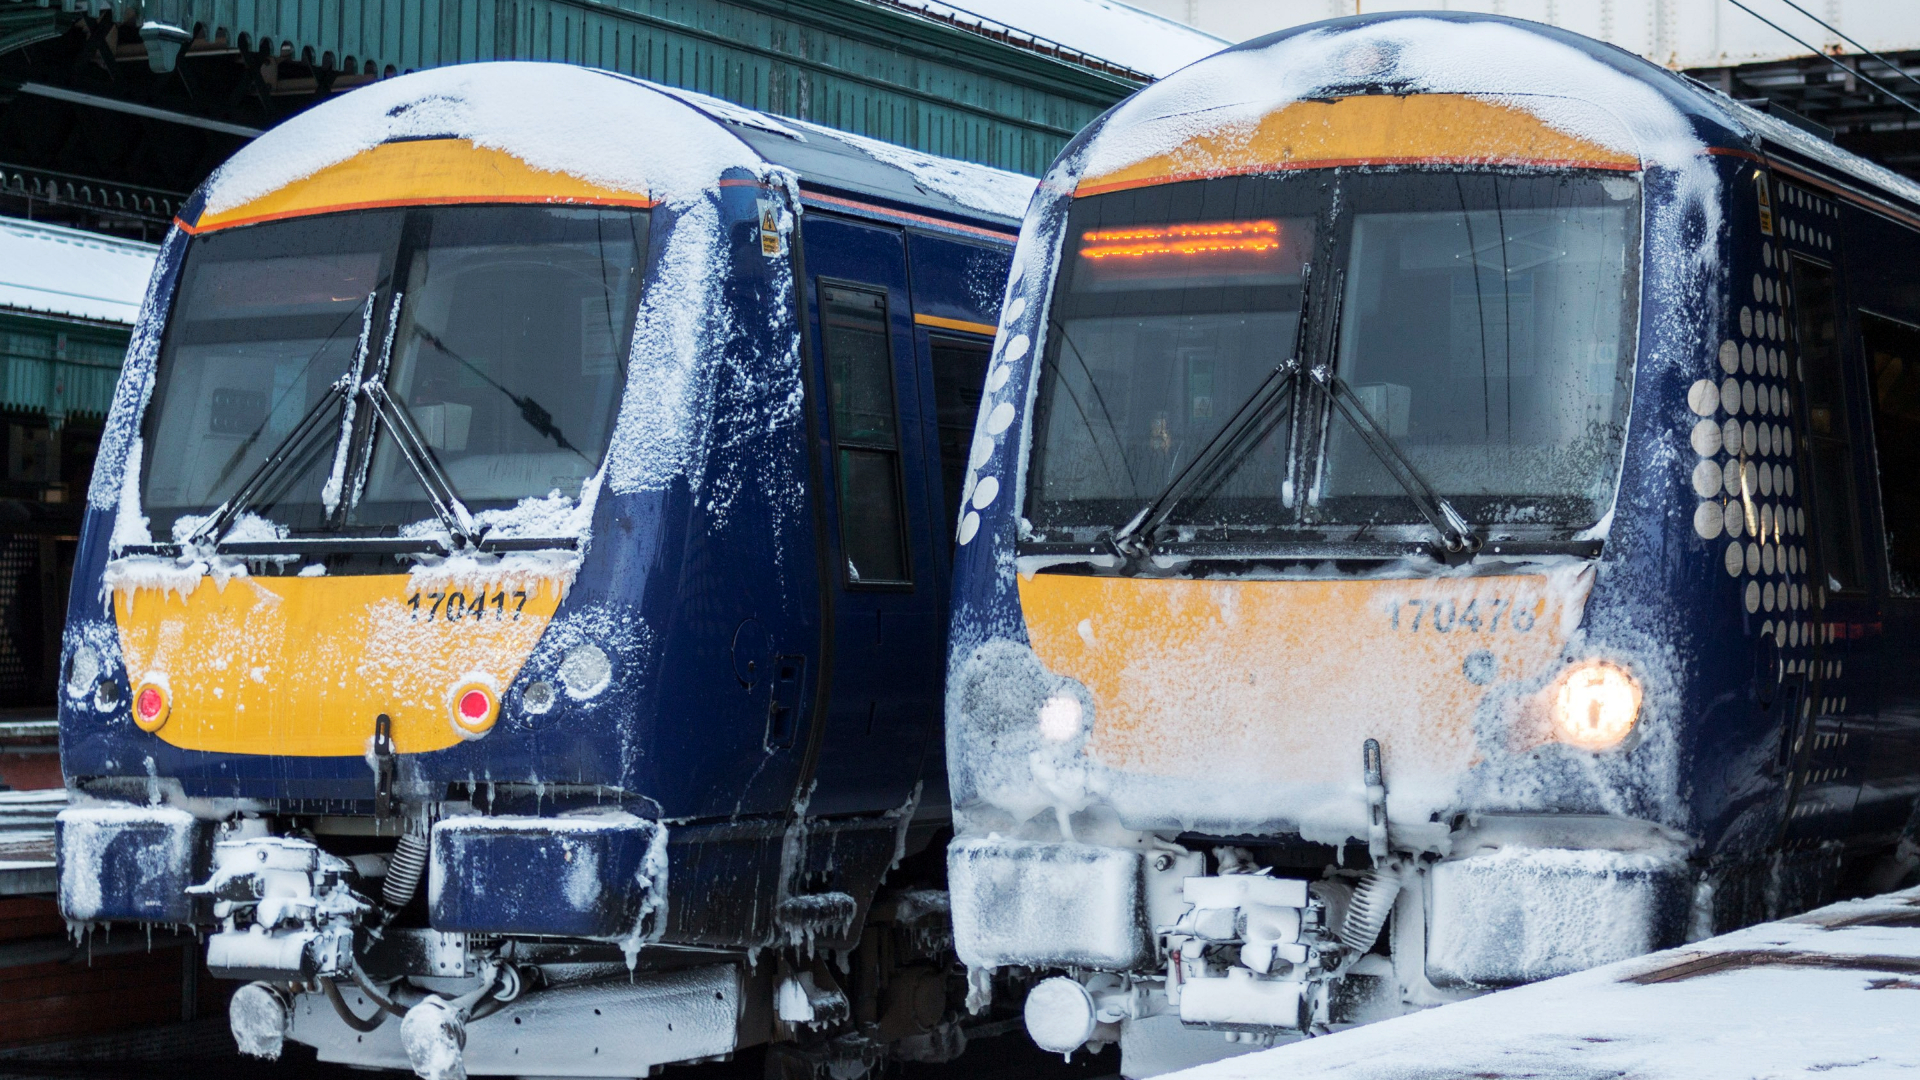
[1172,886,1920,1080]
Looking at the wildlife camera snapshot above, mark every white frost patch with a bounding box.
[1077,18,1708,182]
[197,63,762,219]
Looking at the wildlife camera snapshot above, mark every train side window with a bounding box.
[928,333,992,545]
[1860,311,1920,595]
[821,283,911,585]
[1790,259,1864,593]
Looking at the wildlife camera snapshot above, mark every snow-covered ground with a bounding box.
[1166,886,1920,1080]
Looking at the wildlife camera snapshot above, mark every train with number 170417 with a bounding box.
[50,61,1034,1080]
[941,13,1920,1074]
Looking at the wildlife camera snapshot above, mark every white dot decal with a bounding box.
[1003,334,1030,363]
[971,475,999,510]
[969,432,993,470]
[1762,544,1775,575]
[986,364,1010,392]
[1772,463,1784,494]
[1784,466,1795,496]
[1720,340,1739,373]
[1741,342,1755,373]
[1760,424,1773,457]
[1758,462,1773,495]
[957,510,980,545]
[1767,278,1778,304]
[1741,307,1754,337]
[1742,380,1757,414]
[1761,502,1774,538]
[1004,296,1027,325]
[1767,311,1778,340]
[1763,582,1776,612]
[986,401,1016,435]
[1725,500,1745,538]
[1696,502,1725,539]
[1009,259,1024,288]
[1753,273,1765,302]
[1691,418,1723,457]
[1744,421,1758,456]
[1723,418,1742,453]
[1692,459,1722,497]
[1722,460,1740,497]
[1763,242,1774,267]
[1720,378,1740,414]
[1690,380,1721,416]
[1746,580,1761,613]
[1726,542,1744,576]
[1746,542,1761,575]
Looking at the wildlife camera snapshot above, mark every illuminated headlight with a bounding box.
[1551,661,1641,750]
[559,644,611,700]
[65,646,99,700]
[1036,694,1085,743]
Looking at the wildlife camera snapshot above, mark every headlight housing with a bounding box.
[1550,661,1641,750]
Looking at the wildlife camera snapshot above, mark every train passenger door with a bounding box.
[1782,250,1867,842]
[1851,309,1920,838]
[799,216,944,817]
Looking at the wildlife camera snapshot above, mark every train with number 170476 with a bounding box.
[942,14,1920,1074]
[51,60,1034,1080]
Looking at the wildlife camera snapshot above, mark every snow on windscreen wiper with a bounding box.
[1313,366,1481,561]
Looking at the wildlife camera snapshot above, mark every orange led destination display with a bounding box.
[1075,217,1309,290]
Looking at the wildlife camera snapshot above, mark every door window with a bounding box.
[1791,259,1864,593]
[821,284,910,584]
[929,333,992,545]
[1860,311,1920,594]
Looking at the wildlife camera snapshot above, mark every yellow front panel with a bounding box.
[1076,94,1639,197]
[1019,572,1590,784]
[112,574,564,756]
[190,138,655,233]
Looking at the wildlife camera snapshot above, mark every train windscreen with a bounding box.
[1027,170,1640,545]
[140,205,649,541]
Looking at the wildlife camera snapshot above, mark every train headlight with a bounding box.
[1550,661,1641,750]
[1036,693,1085,743]
[65,646,99,701]
[559,644,611,700]
[132,674,171,733]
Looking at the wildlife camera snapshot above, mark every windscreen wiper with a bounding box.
[413,325,588,462]
[1105,264,1317,559]
[1310,365,1480,561]
[185,385,348,548]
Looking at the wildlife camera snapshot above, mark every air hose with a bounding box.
[383,831,430,911]
[1337,868,1402,954]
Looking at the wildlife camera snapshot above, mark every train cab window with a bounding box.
[1859,311,1920,594]
[1791,259,1865,593]
[929,333,992,544]
[821,284,910,584]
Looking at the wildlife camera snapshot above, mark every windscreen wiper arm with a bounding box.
[185,385,347,548]
[1311,367,1480,561]
[1106,265,1317,559]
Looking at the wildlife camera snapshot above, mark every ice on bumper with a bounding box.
[950,836,1182,970]
[56,804,209,923]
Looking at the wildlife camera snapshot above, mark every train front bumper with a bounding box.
[55,805,212,924]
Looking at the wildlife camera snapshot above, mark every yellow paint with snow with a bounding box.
[1074,94,1639,197]
[1018,572,1590,785]
[111,573,562,756]
[187,138,656,233]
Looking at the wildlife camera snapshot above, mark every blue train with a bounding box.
[941,13,1920,1073]
[51,62,1026,1078]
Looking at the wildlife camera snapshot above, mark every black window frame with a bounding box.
[817,278,914,589]
[925,328,994,552]
[1855,306,1920,597]
[1787,253,1869,597]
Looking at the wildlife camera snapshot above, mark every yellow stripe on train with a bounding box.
[187,138,656,234]
[111,574,563,756]
[1075,94,1640,197]
[1018,571,1591,786]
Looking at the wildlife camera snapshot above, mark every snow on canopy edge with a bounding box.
[195,62,770,218]
[1721,93,1920,214]
[1075,16,1717,184]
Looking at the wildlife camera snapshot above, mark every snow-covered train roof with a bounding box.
[1055,12,1920,227]
[0,217,157,327]
[184,62,1034,236]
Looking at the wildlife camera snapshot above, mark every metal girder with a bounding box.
[1687,50,1920,181]
[122,0,1145,175]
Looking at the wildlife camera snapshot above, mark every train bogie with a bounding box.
[943,14,1920,1073]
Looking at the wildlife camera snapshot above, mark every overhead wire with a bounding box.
[1770,0,1920,99]
[1722,0,1920,125]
